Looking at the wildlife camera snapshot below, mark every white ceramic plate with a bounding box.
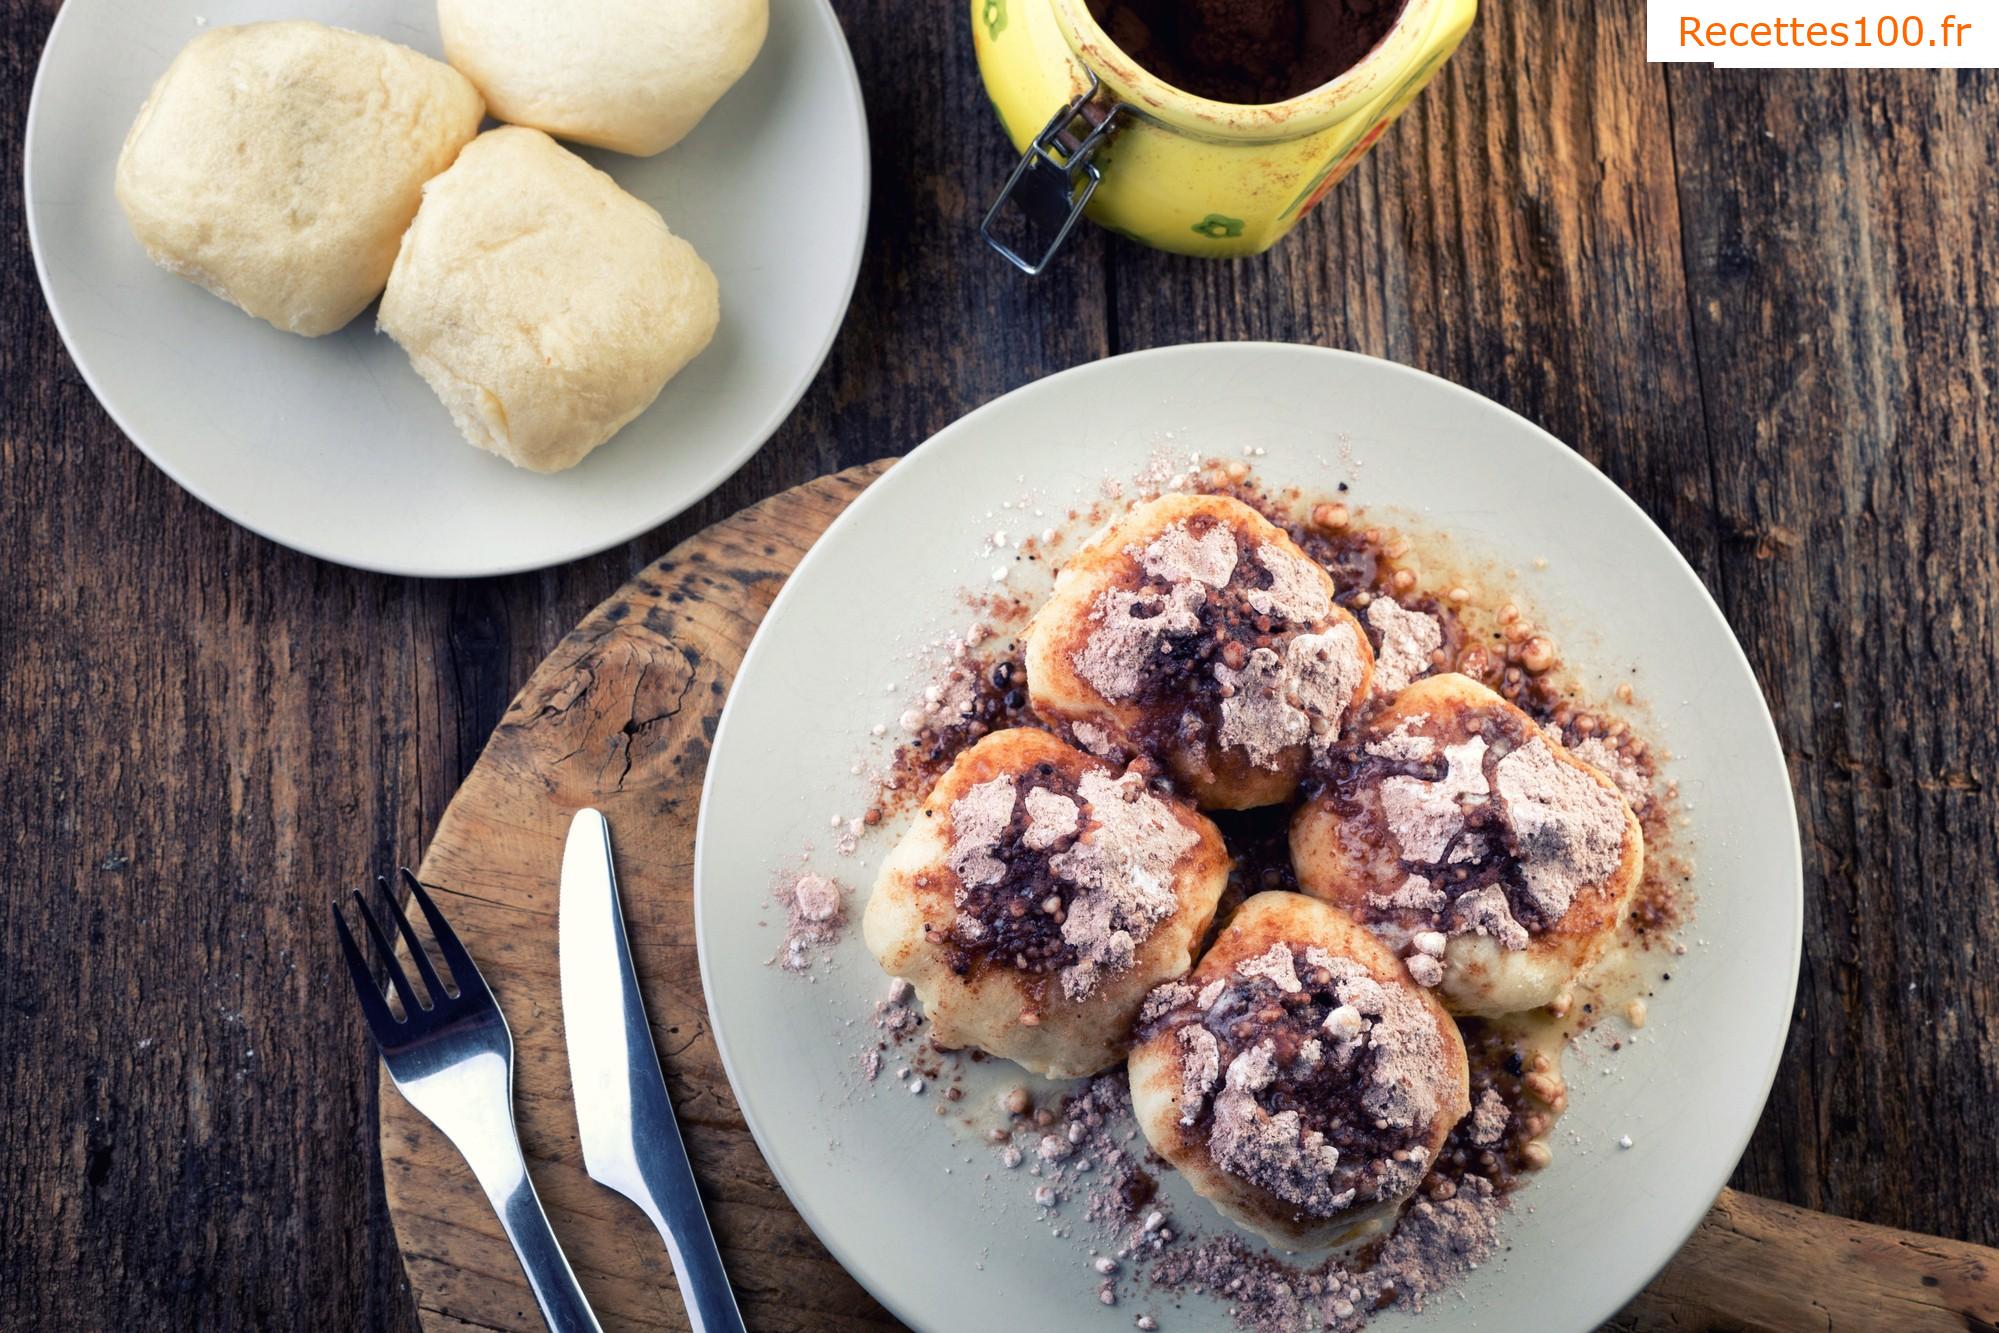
[24,0,867,577]
[696,344,1803,1332]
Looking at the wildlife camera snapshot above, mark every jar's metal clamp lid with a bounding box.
[981,69,1125,276]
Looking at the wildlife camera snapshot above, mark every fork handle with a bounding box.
[483,1164,604,1333]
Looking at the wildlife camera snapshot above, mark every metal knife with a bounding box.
[559,808,747,1333]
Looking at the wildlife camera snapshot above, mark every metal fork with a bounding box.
[333,871,603,1333]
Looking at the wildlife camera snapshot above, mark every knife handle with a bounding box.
[636,1142,747,1333]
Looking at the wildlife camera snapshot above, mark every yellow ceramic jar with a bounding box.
[974,0,1476,262]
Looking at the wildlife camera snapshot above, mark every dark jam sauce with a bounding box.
[935,763,1083,980]
[1116,517,1328,758]
[1436,1021,1544,1193]
[1143,952,1413,1205]
[1210,804,1300,921]
[1303,704,1568,934]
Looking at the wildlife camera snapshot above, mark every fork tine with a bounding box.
[373,875,445,1008]
[350,888,425,1019]
[399,869,490,1002]
[331,902,399,1041]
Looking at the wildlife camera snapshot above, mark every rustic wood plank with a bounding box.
[1664,64,1999,1246]
[0,8,422,1331]
[1614,1188,1999,1332]
[381,465,900,1333]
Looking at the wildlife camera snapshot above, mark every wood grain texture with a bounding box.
[1618,1189,1999,1333]
[1663,64,1999,1248]
[383,465,897,1333]
[3,0,1998,1328]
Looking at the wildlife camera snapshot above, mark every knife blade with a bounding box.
[559,807,746,1333]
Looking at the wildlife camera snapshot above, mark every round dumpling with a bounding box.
[1025,494,1374,811]
[862,728,1229,1079]
[378,127,719,473]
[115,21,484,337]
[1290,673,1644,1016]
[1129,892,1470,1251]
[437,0,768,157]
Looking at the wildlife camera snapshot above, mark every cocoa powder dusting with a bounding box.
[942,763,1197,1000]
[1087,0,1406,106]
[1492,737,1629,922]
[1074,521,1365,773]
[1366,597,1443,695]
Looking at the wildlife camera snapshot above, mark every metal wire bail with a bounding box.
[981,69,1125,276]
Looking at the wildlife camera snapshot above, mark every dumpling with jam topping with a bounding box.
[863,728,1230,1078]
[1128,892,1470,1251]
[1289,673,1645,1016]
[1025,493,1375,811]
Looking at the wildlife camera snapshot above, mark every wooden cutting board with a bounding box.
[380,463,1998,1333]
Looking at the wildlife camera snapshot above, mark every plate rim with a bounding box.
[696,343,1803,1330]
[22,0,872,579]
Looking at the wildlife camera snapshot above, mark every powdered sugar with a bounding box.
[1244,543,1332,622]
[1449,883,1530,950]
[1370,874,1447,913]
[1367,598,1444,696]
[1138,521,1239,589]
[1573,735,1655,811]
[941,765,1197,999]
[1178,1025,1221,1125]
[793,875,840,922]
[1379,737,1490,862]
[1287,629,1368,733]
[1313,951,1449,1133]
[1233,942,1303,993]
[1070,720,1119,757]
[1139,981,1196,1024]
[947,775,1016,898]
[1074,520,1236,701]
[1074,583,1206,700]
[1214,626,1368,768]
[1493,737,1629,922]
[1469,1088,1510,1146]
[1071,519,1362,773]
[1214,648,1299,767]
[1148,945,1456,1224]
[1022,787,1081,850]
[1365,716,1436,762]
[1051,770,1199,999]
[1149,1176,1505,1333]
[1209,1039,1355,1215]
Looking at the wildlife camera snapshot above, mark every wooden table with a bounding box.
[3,1,1995,1327]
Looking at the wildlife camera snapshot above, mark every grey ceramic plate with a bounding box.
[25,0,867,577]
[696,343,1802,1332]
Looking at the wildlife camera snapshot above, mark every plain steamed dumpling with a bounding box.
[377,127,720,474]
[437,0,769,157]
[114,21,484,337]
